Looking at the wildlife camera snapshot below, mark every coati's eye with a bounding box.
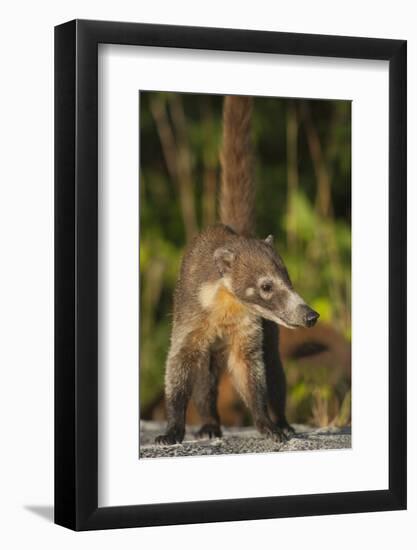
[260,281,273,293]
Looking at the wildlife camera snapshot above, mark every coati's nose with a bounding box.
[300,305,320,327]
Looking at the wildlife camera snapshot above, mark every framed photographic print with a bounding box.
[55,19,406,530]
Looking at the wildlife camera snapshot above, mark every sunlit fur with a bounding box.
[156,96,318,446]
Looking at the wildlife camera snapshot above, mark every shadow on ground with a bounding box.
[24,505,54,523]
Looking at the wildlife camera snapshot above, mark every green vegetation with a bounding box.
[140,92,351,427]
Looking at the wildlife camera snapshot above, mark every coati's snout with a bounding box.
[249,283,319,329]
[298,304,320,328]
[214,234,319,329]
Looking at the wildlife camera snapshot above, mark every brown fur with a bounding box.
[155,97,318,446]
[144,322,350,427]
[220,96,255,237]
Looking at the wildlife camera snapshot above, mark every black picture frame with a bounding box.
[55,19,407,531]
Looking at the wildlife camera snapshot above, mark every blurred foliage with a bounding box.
[140,92,351,427]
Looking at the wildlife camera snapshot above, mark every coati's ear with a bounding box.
[264,234,274,246]
[213,247,235,276]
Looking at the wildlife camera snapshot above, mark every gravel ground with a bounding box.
[139,421,351,458]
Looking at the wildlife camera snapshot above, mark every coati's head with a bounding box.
[214,235,319,329]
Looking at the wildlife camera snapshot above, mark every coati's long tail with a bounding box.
[220,95,255,237]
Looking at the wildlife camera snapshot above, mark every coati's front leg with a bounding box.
[262,319,295,436]
[228,323,288,443]
[156,339,209,445]
[193,348,224,439]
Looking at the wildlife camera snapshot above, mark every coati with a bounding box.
[156,95,319,445]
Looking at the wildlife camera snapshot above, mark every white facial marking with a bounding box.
[245,287,255,298]
[250,303,300,330]
[285,290,305,309]
[257,275,275,300]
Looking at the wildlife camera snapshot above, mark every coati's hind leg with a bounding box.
[156,335,209,445]
[228,322,288,443]
[193,348,224,439]
[262,319,295,436]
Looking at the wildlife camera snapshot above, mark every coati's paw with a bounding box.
[277,419,295,438]
[196,423,222,439]
[155,427,185,445]
[256,420,288,443]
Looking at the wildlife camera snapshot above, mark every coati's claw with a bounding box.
[282,426,295,438]
[257,421,288,443]
[155,428,184,445]
[277,420,295,438]
[270,428,288,443]
[196,423,222,439]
